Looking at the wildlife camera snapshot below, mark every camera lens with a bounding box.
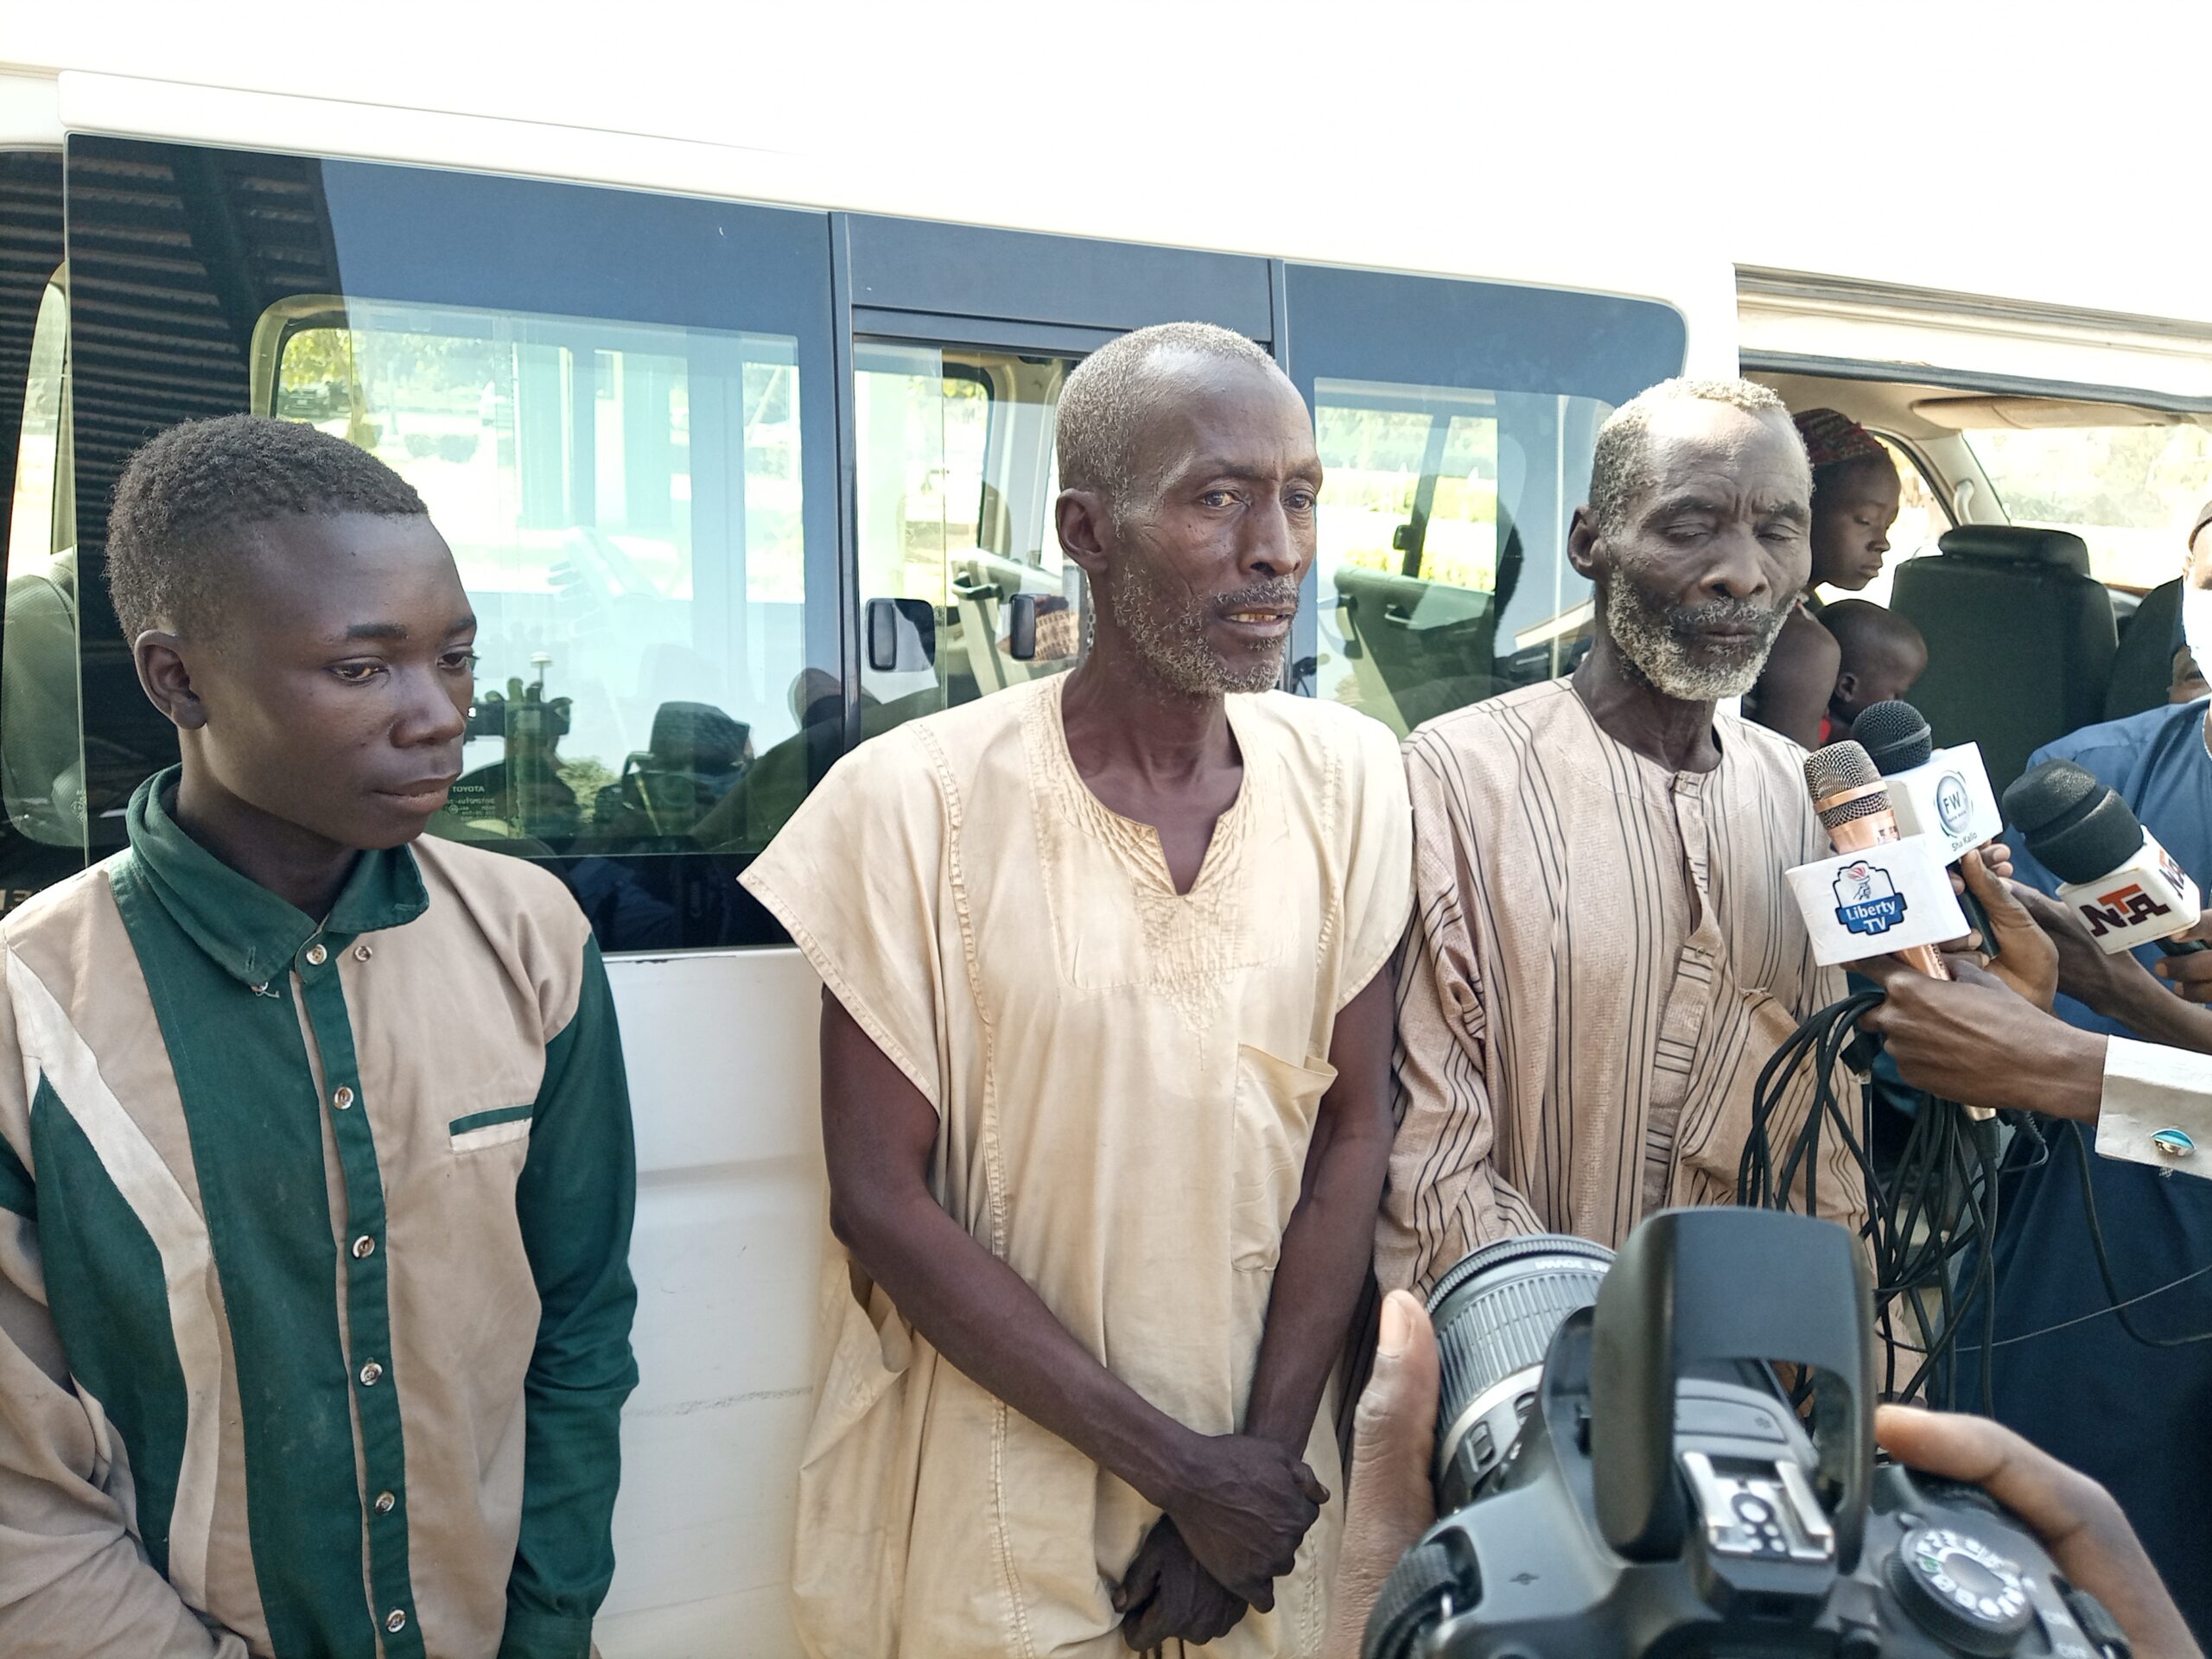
[1427,1233,1613,1509]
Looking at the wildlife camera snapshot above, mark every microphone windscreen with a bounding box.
[1805,739,1879,801]
[1805,740,1894,834]
[2001,759,2102,838]
[1851,701,1934,774]
[2004,760,2151,885]
[2026,790,2148,887]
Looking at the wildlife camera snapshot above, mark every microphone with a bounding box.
[1850,701,2004,950]
[1804,740,1951,982]
[2003,760,2209,957]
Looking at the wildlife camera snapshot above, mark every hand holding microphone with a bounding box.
[2153,918,2212,1002]
[1849,700,2007,952]
[1856,952,2105,1122]
[1802,738,1952,982]
[1950,845,2058,1013]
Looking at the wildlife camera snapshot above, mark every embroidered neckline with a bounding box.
[1033,677,1260,900]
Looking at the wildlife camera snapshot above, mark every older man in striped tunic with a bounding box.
[1377,378,1863,1293]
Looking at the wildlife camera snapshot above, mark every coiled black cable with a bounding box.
[1739,988,2212,1402]
[1737,989,2005,1407]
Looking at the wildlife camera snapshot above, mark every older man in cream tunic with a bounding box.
[742,324,1410,1657]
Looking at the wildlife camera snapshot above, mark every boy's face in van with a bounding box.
[141,512,476,858]
[1830,636,1928,729]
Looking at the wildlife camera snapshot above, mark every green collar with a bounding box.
[124,768,429,988]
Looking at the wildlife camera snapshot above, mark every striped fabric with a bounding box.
[0,772,637,1659]
[1376,678,1864,1294]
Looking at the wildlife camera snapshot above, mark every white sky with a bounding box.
[6,0,2209,322]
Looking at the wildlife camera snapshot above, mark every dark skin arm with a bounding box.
[2012,883,2212,1054]
[818,990,1326,1612]
[1118,965,1400,1649]
[1858,954,2107,1122]
[2151,910,2212,1003]
[1744,608,1840,752]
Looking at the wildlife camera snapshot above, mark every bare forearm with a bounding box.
[1243,1116,1394,1455]
[836,1192,1197,1506]
[2027,1025,2108,1123]
[2107,975,2212,1058]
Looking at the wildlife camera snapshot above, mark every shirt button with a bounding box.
[385,1609,407,1634]
[353,943,374,962]
[359,1359,383,1386]
[332,1085,354,1111]
[374,1490,397,1515]
[305,944,328,966]
[352,1235,376,1259]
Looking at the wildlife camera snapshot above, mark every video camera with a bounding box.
[1364,1208,2130,1659]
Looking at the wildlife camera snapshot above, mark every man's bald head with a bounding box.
[1057,322,1291,524]
[1588,377,1810,543]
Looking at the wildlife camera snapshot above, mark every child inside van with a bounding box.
[1820,597,1928,743]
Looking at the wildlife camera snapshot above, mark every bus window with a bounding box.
[1958,417,2212,591]
[1310,379,1615,734]
[0,148,80,903]
[63,137,840,950]
[266,301,807,861]
[1283,264,1687,737]
[853,344,1081,731]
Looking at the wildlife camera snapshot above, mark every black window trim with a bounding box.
[41,138,1694,949]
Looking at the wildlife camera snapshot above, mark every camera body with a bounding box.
[1367,1211,2121,1659]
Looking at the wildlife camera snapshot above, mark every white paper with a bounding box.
[1784,836,1971,967]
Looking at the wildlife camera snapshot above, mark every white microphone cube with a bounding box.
[2055,830,2203,955]
[1784,836,1970,967]
[1883,743,2004,863]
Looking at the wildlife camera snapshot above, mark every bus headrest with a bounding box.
[1936,524,2091,575]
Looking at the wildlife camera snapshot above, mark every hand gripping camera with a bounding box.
[1363,1209,2132,1659]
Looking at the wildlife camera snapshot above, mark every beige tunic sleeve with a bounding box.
[0,950,248,1659]
[1375,741,1541,1296]
[1332,712,1416,1008]
[738,727,951,1113]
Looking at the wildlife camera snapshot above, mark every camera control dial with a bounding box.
[1886,1528,2034,1656]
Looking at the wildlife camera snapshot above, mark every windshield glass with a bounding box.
[1961,421,2212,589]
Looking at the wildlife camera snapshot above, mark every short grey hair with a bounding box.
[1057,321,1286,519]
[1587,377,1805,539]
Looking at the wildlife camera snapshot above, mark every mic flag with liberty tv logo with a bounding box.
[1783,836,1968,967]
[1833,861,1907,936]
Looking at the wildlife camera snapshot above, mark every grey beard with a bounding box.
[1603,577,1788,702]
[1102,559,1291,696]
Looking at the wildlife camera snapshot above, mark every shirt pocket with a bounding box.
[448,1103,534,1154]
[1229,1045,1338,1273]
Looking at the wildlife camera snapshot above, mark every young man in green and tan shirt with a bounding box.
[0,416,638,1658]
